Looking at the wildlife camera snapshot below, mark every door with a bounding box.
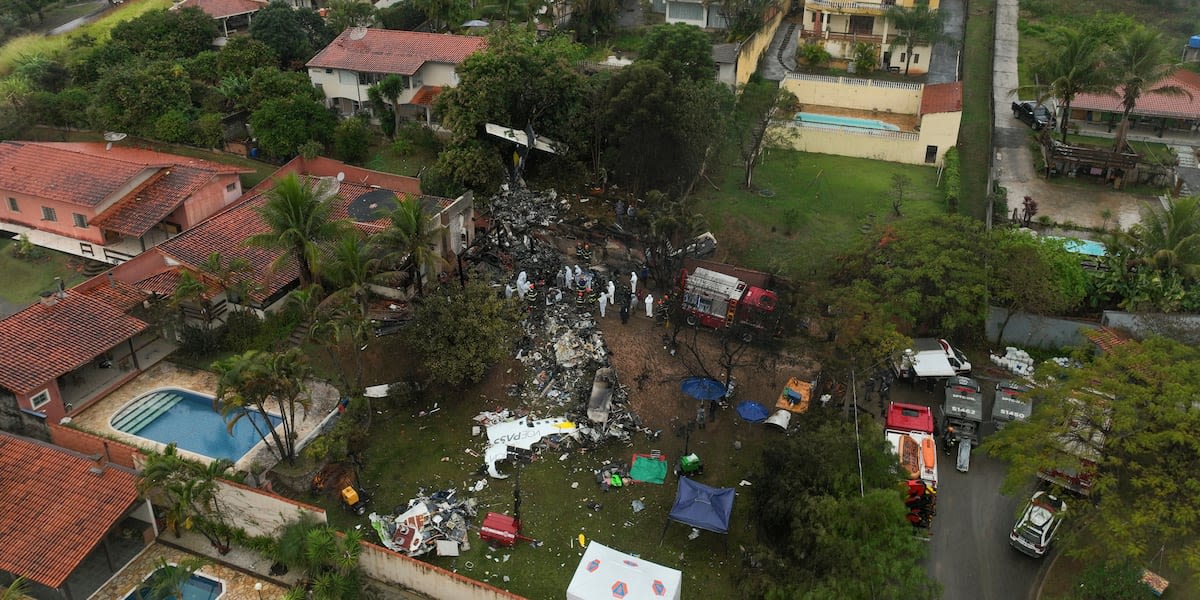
[925,145,938,164]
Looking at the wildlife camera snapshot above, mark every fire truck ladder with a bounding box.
[725,282,746,327]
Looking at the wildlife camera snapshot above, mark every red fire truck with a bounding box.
[679,267,778,341]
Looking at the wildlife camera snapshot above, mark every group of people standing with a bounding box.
[502,248,658,326]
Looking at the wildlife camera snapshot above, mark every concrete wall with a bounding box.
[0,189,106,244]
[1102,311,1200,346]
[733,0,789,87]
[987,306,1099,349]
[775,123,922,162]
[214,479,327,538]
[918,110,962,165]
[358,541,527,600]
[179,173,244,229]
[48,423,144,468]
[0,391,49,441]
[781,73,923,113]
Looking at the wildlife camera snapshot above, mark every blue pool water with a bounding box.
[1048,236,1107,257]
[110,388,282,462]
[123,570,223,600]
[795,112,901,131]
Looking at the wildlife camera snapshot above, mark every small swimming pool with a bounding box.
[795,112,901,132]
[1048,236,1107,257]
[110,387,282,463]
[123,567,224,600]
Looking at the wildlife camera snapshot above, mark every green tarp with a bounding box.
[630,455,668,484]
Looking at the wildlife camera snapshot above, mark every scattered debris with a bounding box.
[369,489,477,557]
[990,347,1035,378]
[631,500,645,513]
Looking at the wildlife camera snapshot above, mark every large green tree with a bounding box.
[732,76,797,189]
[1019,27,1110,143]
[326,0,376,33]
[1108,26,1189,152]
[138,445,235,554]
[1124,195,1200,280]
[246,173,349,288]
[248,93,336,158]
[829,215,989,340]
[250,1,333,68]
[639,23,715,83]
[990,230,1089,343]
[370,197,445,297]
[108,7,218,61]
[437,28,588,189]
[404,280,521,387]
[745,414,939,598]
[569,0,619,43]
[90,60,192,135]
[885,5,946,76]
[985,337,1200,572]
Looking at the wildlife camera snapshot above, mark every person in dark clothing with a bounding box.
[620,303,630,324]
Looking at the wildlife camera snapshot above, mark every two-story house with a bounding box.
[800,0,941,75]
[306,29,486,124]
[0,141,250,264]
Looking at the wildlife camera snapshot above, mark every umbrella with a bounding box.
[680,377,726,401]
[736,401,769,423]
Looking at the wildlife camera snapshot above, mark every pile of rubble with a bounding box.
[369,489,478,557]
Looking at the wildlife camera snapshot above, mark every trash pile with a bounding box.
[468,187,568,279]
[369,489,477,557]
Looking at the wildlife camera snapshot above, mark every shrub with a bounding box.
[333,116,371,164]
[153,109,193,144]
[395,121,440,152]
[222,310,264,352]
[193,112,224,148]
[798,43,832,68]
[941,147,961,213]
[178,323,225,358]
[852,42,878,73]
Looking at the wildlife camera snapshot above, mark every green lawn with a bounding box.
[362,141,439,180]
[692,151,944,279]
[959,0,995,220]
[0,239,86,313]
[289,350,770,600]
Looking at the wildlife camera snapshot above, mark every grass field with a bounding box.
[691,151,945,279]
[0,238,86,314]
[958,0,995,220]
[363,141,439,180]
[288,349,769,600]
[0,0,171,75]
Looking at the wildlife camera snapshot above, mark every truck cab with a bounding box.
[895,339,972,382]
[941,376,984,471]
[992,381,1032,428]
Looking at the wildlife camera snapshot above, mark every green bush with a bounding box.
[395,121,440,152]
[193,112,224,148]
[154,109,194,144]
[222,310,264,352]
[333,116,371,164]
[798,43,832,68]
[178,323,225,359]
[942,147,961,213]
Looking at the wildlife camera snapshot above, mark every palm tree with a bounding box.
[322,233,377,316]
[275,516,364,600]
[885,5,946,76]
[137,445,235,554]
[370,196,445,297]
[1108,27,1192,152]
[1016,28,1110,144]
[213,349,313,465]
[1,577,29,600]
[138,557,209,600]
[1125,196,1200,280]
[367,75,407,138]
[246,173,349,289]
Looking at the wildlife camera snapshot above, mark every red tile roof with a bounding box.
[409,85,444,106]
[920,81,964,115]
[134,266,223,299]
[0,141,159,208]
[0,292,150,394]
[173,0,267,18]
[1084,327,1131,353]
[306,29,486,76]
[90,166,216,236]
[0,432,140,589]
[46,142,249,175]
[1072,71,1200,119]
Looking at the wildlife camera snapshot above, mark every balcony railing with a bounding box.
[804,0,895,13]
[799,28,884,45]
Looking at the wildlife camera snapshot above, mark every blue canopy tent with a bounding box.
[736,401,769,423]
[680,377,726,401]
[660,477,735,554]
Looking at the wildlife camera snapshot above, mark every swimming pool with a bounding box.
[123,567,224,600]
[795,112,901,132]
[1047,236,1107,257]
[110,388,282,462]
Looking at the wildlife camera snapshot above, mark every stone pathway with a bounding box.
[927,0,965,84]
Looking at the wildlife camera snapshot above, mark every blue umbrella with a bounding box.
[680,377,726,401]
[736,401,769,423]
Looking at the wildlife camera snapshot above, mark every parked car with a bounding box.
[1012,101,1055,131]
[1010,491,1066,557]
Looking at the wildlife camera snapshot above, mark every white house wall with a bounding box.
[308,62,461,113]
[665,1,707,27]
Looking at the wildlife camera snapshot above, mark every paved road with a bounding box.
[871,378,1047,600]
[927,0,965,84]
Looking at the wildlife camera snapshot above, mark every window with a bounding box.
[6,197,16,212]
[225,182,237,192]
[30,390,50,410]
[925,145,938,164]
[848,15,873,35]
[72,213,87,228]
[358,72,387,86]
[912,54,920,64]
[668,1,703,21]
[41,206,57,221]
[899,53,906,63]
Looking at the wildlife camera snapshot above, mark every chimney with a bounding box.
[54,277,65,299]
[38,290,57,307]
[88,452,106,476]
[107,272,116,287]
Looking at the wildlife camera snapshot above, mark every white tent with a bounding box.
[566,541,682,600]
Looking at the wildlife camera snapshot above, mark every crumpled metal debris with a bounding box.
[369,488,477,558]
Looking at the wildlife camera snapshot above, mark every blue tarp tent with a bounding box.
[680,377,726,401]
[736,401,769,423]
[660,478,735,553]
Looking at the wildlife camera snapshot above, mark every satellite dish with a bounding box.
[314,176,341,203]
[348,27,368,40]
[336,171,345,182]
[103,132,127,142]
